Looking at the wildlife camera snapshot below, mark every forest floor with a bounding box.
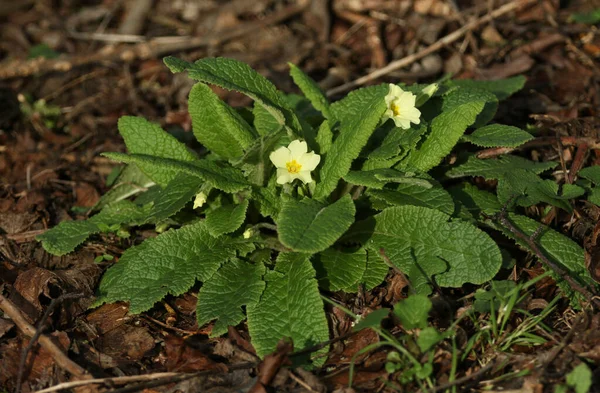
[1,0,600,392]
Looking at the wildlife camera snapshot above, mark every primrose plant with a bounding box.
[38,56,595,362]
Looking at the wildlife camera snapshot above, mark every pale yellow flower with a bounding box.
[243,228,253,239]
[193,192,207,209]
[269,140,321,185]
[383,84,421,130]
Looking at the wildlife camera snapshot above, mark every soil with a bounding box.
[1,0,600,392]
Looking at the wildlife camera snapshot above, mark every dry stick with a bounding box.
[33,362,257,393]
[0,294,92,380]
[16,293,84,393]
[493,211,600,310]
[0,0,309,79]
[326,0,537,97]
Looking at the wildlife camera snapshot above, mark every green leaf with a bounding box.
[463,124,533,148]
[566,363,592,393]
[197,258,265,337]
[405,101,485,172]
[393,294,431,330]
[37,201,151,256]
[164,57,300,133]
[289,63,331,119]
[448,183,502,220]
[314,89,387,199]
[247,253,329,359]
[206,200,249,237]
[495,214,595,307]
[94,220,237,313]
[348,206,502,288]
[94,165,155,210]
[117,116,197,186]
[497,169,585,211]
[417,327,443,352]
[252,185,281,219]
[353,308,390,331]
[441,87,498,128]
[447,155,556,179]
[360,250,389,290]
[102,153,249,193]
[148,173,203,222]
[578,166,600,185]
[37,220,103,256]
[330,84,387,127]
[277,194,355,253]
[188,83,255,159]
[367,180,455,216]
[447,76,526,100]
[315,247,366,291]
[253,101,282,136]
[344,169,432,190]
[315,120,333,154]
[570,8,600,24]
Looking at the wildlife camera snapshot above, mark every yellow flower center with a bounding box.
[286,160,302,174]
[391,102,401,116]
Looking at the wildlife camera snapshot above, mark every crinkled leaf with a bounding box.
[369,122,428,163]
[206,200,249,237]
[566,363,592,393]
[197,258,265,337]
[448,183,502,220]
[463,124,533,148]
[247,253,329,359]
[495,214,594,307]
[347,206,502,287]
[447,155,556,179]
[441,87,498,128]
[188,83,255,159]
[315,120,333,154]
[393,294,431,330]
[253,101,282,136]
[330,84,387,127]
[102,153,249,193]
[148,173,203,222]
[239,129,287,186]
[315,247,366,291]
[367,180,455,216]
[579,166,600,185]
[497,169,584,211]
[314,89,387,199]
[117,116,197,186]
[164,57,300,133]
[344,169,432,190]
[252,185,281,219]
[405,101,485,172]
[94,164,155,211]
[359,250,389,290]
[447,76,526,100]
[277,194,355,253]
[94,220,237,313]
[289,63,331,119]
[37,200,151,256]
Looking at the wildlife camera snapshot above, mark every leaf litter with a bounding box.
[1,0,600,392]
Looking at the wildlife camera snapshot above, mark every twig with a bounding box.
[17,293,84,393]
[118,0,154,36]
[33,362,256,393]
[493,210,600,309]
[0,294,92,381]
[326,0,537,96]
[0,0,309,79]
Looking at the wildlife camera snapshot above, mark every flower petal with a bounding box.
[270,146,291,168]
[276,168,293,184]
[288,140,308,159]
[394,117,412,130]
[297,170,313,184]
[299,152,321,171]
